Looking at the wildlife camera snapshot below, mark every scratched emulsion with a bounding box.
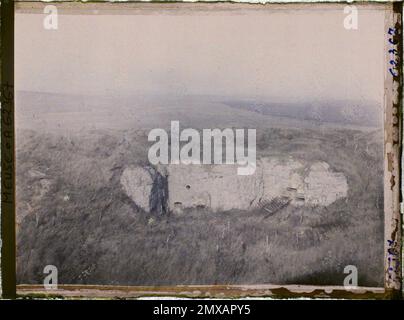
[15,3,385,286]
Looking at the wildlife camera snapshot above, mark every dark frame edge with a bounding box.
[2,1,403,300]
[393,0,404,300]
[385,1,403,298]
[1,0,16,299]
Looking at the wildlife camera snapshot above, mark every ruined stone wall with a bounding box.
[120,157,348,215]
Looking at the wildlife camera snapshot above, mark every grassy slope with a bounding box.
[16,125,384,286]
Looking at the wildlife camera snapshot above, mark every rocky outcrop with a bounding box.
[120,158,348,214]
[260,158,348,207]
[304,162,348,206]
[120,166,168,215]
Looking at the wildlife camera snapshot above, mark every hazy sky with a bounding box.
[16,4,386,103]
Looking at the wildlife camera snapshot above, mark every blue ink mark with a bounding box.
[389,68,398,77]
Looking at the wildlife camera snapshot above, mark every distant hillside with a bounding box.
[223,99,382,128]
[15,91,382,133]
